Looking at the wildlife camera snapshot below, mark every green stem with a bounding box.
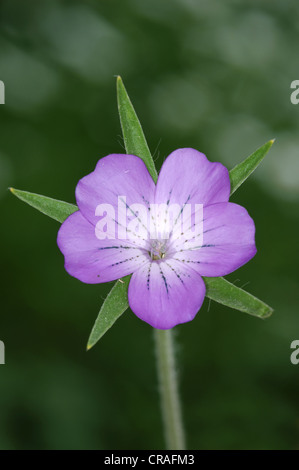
[154,329,186,450]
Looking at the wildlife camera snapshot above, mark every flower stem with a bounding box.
[154,329,186,450]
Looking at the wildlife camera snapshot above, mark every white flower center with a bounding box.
[149,239,169,261]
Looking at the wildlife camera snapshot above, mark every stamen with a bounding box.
[149,239,168,261]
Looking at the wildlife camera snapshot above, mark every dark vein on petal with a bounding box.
[119,196,149,234]
[173,257,201,264]
[111,255,141,267]
[166,189,173,206]
[98,245,140,251]
[159,265,169,295]
[165,262,184,285]
[167,195,191,241]
[146,263,152,291]
[203,224,225,234]
[112,218,145,242]
[142,195,150,210]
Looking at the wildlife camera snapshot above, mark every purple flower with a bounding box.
[57,148,256,329]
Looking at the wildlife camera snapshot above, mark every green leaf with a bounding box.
[9,186,130,346]
[10,188,77,223]
[229,139,274,195]
[117,76,158,183]
[86,75,162,347]
[87,276,131,350]
[204,276,273,318]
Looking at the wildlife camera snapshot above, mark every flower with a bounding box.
[57,148,256,329]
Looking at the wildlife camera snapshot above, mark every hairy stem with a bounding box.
[154,329,186,450]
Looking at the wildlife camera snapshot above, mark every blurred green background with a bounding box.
[1,0,299,450]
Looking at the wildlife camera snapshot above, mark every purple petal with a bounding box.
[57,211,148,284]
[75,154,155,235]
[174,202,256,276]
[128,259,206,329]
[155,148,230,207]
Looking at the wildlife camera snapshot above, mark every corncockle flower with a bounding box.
[9,74,274,452]
[57,148,256,329]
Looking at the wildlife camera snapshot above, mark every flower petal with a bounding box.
[155,148,230,207]
[174,202,256,276]
[57,211,148,284]
[75,154,155,247]
[128,259,206,329]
